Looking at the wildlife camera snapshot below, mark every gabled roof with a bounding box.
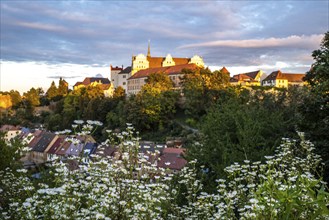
[263,71,305,82]
[231,73,256,82]
[47,137,64,154]
[242,70,261,80]
[220,67,230,75]
[128,63,198,80]
[55,141,71,156]
[82,77,111,85]
[32,132,56,153]
[282,73,305,82]
[143,56,190,69]
[0,125,21,131]
[157,148,187,170]
[119,66,132,74]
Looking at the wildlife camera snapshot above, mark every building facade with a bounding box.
[262,70,305,88]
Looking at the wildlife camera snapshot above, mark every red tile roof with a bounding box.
[144,56,190,69]
[220,67,230,75]
[129,63,198,80]
[263,71,305,82]
[111,65,123,71]
[157,152,187,170]
[282,73,305,82]
[162,147,185,155]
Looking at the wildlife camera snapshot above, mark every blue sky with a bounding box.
[0,0,328,93]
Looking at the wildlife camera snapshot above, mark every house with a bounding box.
[262,70,305,88]
[230,70,266,86]
[29,132,57,164]
[111,66,131,91]
[157,147,187,173]
[0,125,21,142]
[73,77,114,97]
[127,63,199,95]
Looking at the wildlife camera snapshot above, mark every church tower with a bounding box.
[147,40,151,57]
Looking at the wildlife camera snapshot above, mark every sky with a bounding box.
[0,0,328,94]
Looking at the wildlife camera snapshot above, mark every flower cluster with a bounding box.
[1,129,328,219]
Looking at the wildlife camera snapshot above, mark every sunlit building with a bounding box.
[262,70,305,88]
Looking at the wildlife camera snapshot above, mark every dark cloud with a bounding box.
[0,0,328,71]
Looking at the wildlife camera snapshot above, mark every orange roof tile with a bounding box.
[129,64,198,80]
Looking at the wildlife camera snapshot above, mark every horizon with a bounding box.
[1,1,328,94]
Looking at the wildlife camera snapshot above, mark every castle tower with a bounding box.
[147,40,151,57]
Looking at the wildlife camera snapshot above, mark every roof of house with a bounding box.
[74,77,111,88]
[119,66,132,74]
[27,130,44,148]
[157,153,187,170]
[128,63,198,80]
[263,71,305,82]
[46,137,64,154]
[220,67,230,75]
[242,70,261,80]
[138,56,190,69]
[32,132,56,153]
[162,147,186,155]
[65,143,84,156]
[0,125,21,131]
[111,66,123,71]
[282,73,305,82]
[55,141,71,155]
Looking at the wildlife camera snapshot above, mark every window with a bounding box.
[123,75,126,78]
[123,82,126,85]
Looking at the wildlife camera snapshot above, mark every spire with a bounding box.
[147,40,151,57]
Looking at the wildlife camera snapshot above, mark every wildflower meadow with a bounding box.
[0,122,328,219]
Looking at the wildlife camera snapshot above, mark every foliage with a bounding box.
[124,73,179,131]
[23,87,40,106]
[300,31,329,182]
[181,67,230,118]
[187,88,301,187]
[46,81,59,100]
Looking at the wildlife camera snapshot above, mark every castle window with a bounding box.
[123,82,126,85]
[123,75,126,78]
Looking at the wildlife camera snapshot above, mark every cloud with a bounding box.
[14,21,68,32]
[178,34,323,50]
[47,75,81,79]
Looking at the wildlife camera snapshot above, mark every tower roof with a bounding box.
[147,40,151,57]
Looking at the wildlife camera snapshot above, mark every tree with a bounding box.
[46,81,58,100]
[9,90,22,108]
[125,73,178,131]
[300,32,329,181]
[23,87,40,106]
[57,78,68,97]
[181,67,231,119]
[113,86,126,99]
[187,89,297,189]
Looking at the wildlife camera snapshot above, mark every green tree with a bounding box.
[23,87,40,106]
[9,90,22,108]
[181,67,230,119]
[0,133,25,171]
[58,78,68,97]
[188,89,297,190]
[46,81,58,100]
[125,73,178,131]
[300,31,329,181]
[113,86,126,99]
